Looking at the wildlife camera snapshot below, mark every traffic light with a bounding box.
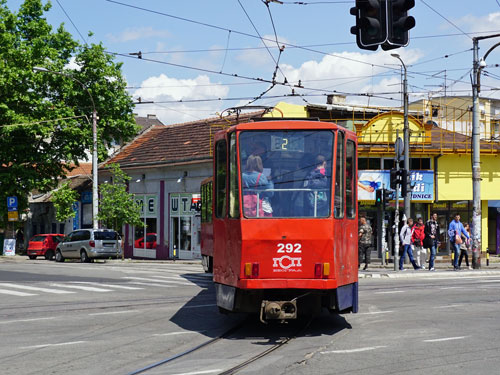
[350,0,387,51]
[383,189,393,209]
[390,168,397,190]
[399,169,408,197]
[382,0,416,50]
[376,188,383,206]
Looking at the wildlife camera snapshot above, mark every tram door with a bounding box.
[334,131,347,279]
[344,136,358,282]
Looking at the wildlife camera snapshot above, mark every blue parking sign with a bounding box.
[7,196,18,212]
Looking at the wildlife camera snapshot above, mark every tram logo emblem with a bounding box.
[272,255,302,272]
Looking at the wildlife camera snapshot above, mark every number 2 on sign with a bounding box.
[277,243,301,253]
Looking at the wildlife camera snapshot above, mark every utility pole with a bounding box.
[391,53,411,221]
[471,33,500,268]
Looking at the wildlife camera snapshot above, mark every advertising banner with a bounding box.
[358,170,434,202]
[3,239,16,256]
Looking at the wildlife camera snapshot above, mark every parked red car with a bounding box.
[134,233,157,249]
[27,234,64,260]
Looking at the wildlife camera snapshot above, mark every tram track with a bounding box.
[126,316,313,375]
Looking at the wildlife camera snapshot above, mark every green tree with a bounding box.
[0,0,139,225]
[51,181,78,222]
[97,164,142,232]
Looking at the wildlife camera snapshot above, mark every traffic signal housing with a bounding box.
[383,189,393,210]
[376,188,383,207]
[383,0,416,50]
[350,0,387,50]
[390,168,398,190]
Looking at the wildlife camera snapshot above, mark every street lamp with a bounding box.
[391,53,411,221]
[33,66,99,229]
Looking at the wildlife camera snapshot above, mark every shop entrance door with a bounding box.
[170,193,201,260]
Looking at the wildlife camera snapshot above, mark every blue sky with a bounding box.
[7,0,500,124]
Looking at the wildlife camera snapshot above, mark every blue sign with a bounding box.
[7,196,18,212]
[358,170,434,202]
[72,202,80,230]
[81,191,92,204]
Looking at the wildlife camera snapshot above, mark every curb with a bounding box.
[359,269,500,279]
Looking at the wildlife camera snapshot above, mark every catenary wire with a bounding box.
[420,0,472,40]
[55,0,88,45]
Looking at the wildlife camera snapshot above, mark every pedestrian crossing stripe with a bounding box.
[0,283,75,294]
[68,282,143,290]
[49,283,113,292]
[122,276,194,286]
[0,289,36,296]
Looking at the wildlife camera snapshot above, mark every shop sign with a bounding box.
[81,191,92,204]
[432,202,448,210]
[170,193,200,215]
[358,170,434,202]
[451,201,468,209]
[135,195,157,217]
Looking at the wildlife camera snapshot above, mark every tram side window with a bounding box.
[201,182,213,223]
[346,140,356,219]
[228,133,240,218]
[215,140,227,218]
[334,131,344,218]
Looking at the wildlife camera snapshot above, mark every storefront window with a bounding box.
[170,193,201,259]
[133,195,157,257]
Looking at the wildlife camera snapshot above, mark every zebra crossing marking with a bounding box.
[0,289,36,297]
[0,283,75,294]
[49,283,113,292]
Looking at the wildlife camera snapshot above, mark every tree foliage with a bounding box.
[97,164,142,232]
[0,0,139,225]
[51,181,78,222]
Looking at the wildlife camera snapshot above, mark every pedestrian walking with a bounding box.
[448,213,470,270]
[412,217,426,269]
[358,216,372,270]
[424,212,441,271]
[399,218,421,271]
[458,223,472,270]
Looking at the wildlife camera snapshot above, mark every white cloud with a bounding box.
[106,27,171,43]
[235,34,291,67]
[457,12,500,34]
[132,74,229,124]
[259,48,424,107]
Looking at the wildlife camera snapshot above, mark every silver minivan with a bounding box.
[55,229,121,262]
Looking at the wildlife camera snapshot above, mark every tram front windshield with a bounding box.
[239,130,334,218]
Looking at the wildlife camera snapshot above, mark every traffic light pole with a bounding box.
[470,33,500,268]
[394,168,400,272]
[391,53,411,221]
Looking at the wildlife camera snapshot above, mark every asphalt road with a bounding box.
[1,259,499,375]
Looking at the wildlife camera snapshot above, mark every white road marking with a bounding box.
[321,346,387,354]
[153,331,203,337]
[127,281,175,288]
[478,280,500,283]
[21,341,87,349]
[149,275,210,284]
[358,311,394,315]
[439,287,462,290]
[423,336,466,343]
[169,370,222,375]
[88,310,137,316]
[122,276,193,286]
[0,283,74,294]
[374,291,405,294]
[0,289,36,297]
[49,283,112,292]
[433,304,463,309]
[69,282,143,290]
[0,317,56,325]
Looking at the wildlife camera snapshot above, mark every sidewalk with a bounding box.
[359,258,500,278]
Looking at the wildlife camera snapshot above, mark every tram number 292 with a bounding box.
[277,243,302,254]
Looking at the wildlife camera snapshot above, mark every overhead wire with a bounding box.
[55,0,88,45]
[420,0,472,40]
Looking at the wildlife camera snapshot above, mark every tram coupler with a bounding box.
[259,300,297,323]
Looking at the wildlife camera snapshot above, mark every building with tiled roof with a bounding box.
[101,110,265,260]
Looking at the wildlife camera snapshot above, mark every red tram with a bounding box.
[201,120,358,322]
